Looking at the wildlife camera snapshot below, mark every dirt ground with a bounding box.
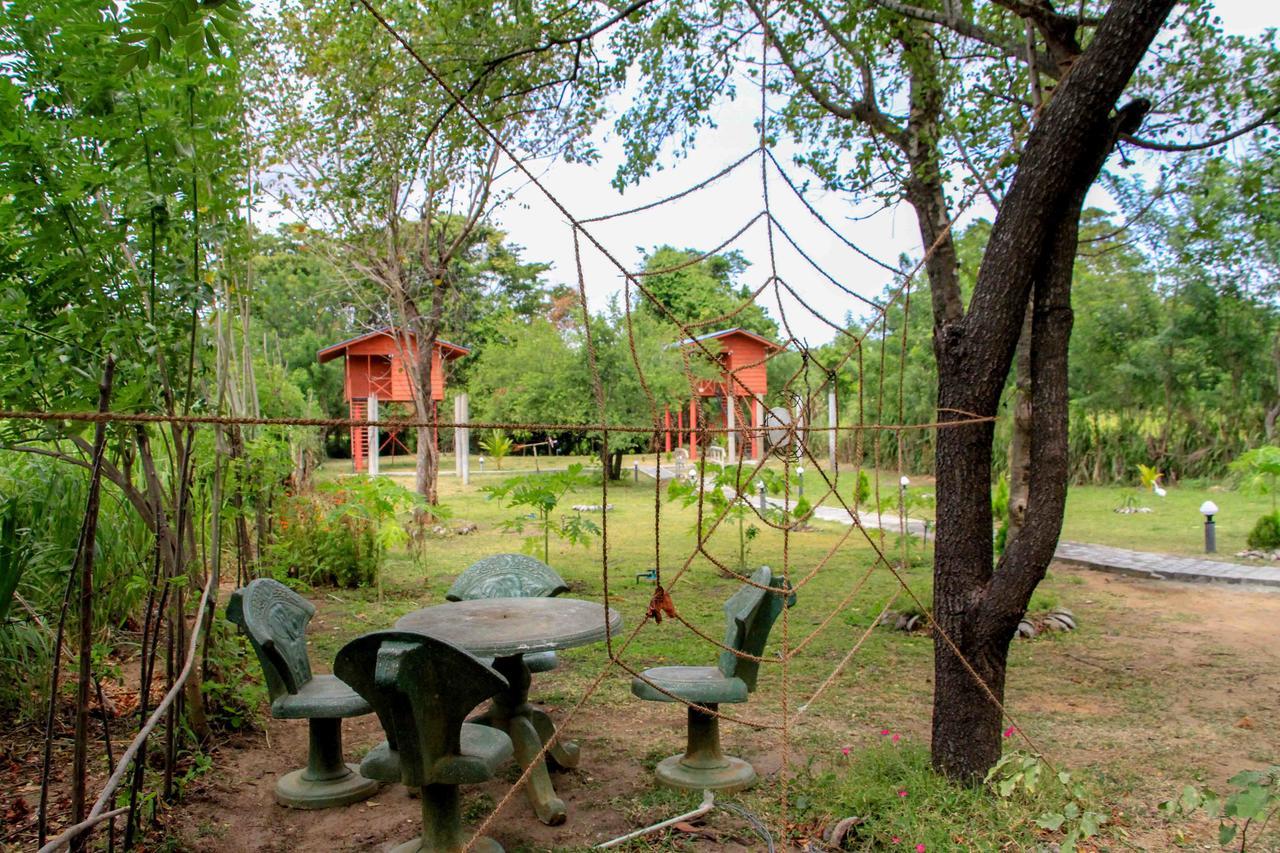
[6,564,1278,851]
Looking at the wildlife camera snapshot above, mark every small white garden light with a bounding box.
[1200,500,1218,553]
[479,455,485,472]
[796,465,805,497]
[900,475,910,487]
[757,480,767,513]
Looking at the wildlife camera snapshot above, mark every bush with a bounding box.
[1247,511,1280,550]
[264,488,380,588]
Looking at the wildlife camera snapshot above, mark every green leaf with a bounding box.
[1219,822,1238,845]
[1035,812,1065,831]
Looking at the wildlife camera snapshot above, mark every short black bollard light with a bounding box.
[634,461,639,483]
[1200,500,1218,554]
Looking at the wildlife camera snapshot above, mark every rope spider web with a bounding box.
[327,2,1064,846]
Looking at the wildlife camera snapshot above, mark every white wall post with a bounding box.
[727,393,737,461]
[367,394,379,477]
[455,393,470,486]
[828,385,838,476]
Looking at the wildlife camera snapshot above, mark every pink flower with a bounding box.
[1003,726,1016,738]
[891,733,901,744]
[897,789,908,797]
[891,837,901,844]
[841,746,850,756]
[916,845,927,852]
[880,728,891,736]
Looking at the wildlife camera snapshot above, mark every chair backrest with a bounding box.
[717,566,796,691]
[226,578,315,701]
[445,553,570,602]
[334,630,508,787]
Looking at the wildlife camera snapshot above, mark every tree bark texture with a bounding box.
[1007,304,1034,542]
[929,0,1174,780]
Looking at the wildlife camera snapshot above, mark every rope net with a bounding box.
[7,2,1059,849]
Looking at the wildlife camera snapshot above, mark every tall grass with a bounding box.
[0,452,152,717]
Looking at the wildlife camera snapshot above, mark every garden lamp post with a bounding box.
[1200,500,1218,554]
[899,475,910,515]
[796,466,804,498]
[479,456,485,473]
[757,480,767,514]
[634,461,640,483]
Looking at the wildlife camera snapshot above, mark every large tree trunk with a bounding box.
[407,282,448,505]
[929,0,1174,781]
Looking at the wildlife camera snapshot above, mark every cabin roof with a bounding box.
[676,327,783,352]
[316,327,470,364]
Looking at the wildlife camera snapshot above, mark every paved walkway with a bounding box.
[762,495,1280,588]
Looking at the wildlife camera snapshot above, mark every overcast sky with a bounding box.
[488,0,1274,347]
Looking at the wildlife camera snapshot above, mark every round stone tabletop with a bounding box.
[395,597,623,659]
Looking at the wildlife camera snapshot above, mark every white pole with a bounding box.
[458,393,470,486]
[367,394,379,477]
[727,392,737,461]
[828,385,838,475]
[755,396,765,459]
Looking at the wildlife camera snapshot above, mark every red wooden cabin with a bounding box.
[665,328,782,460]
[317,328,469,472]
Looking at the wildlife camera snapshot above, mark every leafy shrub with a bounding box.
[1247,511,1280,550]
[1160,766,1280,849]
[264,477,422,588]
[479,429,513,469]
[265,490,380,588]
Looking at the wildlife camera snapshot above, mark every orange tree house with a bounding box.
[666,328,782,461]
[317,328,469,472]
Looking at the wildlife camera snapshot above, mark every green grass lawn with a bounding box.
[1060,482,1274,557]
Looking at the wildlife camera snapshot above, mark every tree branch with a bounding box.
[871,0,1057,75]
[748,0,910,149]
[1122,104,1280,151]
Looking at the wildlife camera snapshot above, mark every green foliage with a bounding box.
[198,617,267,732]
[637,246,777,338]
[479,430,514,469]
[1159,766,1280,850]
[1231,446,1280,512]
[116,0,245,72]
[852,469,871,508]
[667,463,760,569]
[1246,512,1280,551]
[483,464,599,565]
[264,477,424,589]
[986,752,1106,852]
[798,741,1079,850]
[0,454,152,717]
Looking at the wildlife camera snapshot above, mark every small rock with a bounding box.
[1236,716,1255,730]
[1016,619,1037,639]
[454,522,478,535]
[904,614,921,632]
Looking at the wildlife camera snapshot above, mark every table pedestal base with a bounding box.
[472,655,578,826]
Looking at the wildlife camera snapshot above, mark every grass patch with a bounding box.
[795,742,1083,850]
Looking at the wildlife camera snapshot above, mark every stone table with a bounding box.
[396,597,623,825]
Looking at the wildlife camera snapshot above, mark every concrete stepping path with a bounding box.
[762,495,1280,588]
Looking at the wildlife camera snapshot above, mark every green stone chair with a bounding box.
[335,630,515,853]
[445,554,569,675]
[631,565,795,792]
[226,578,380,809]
